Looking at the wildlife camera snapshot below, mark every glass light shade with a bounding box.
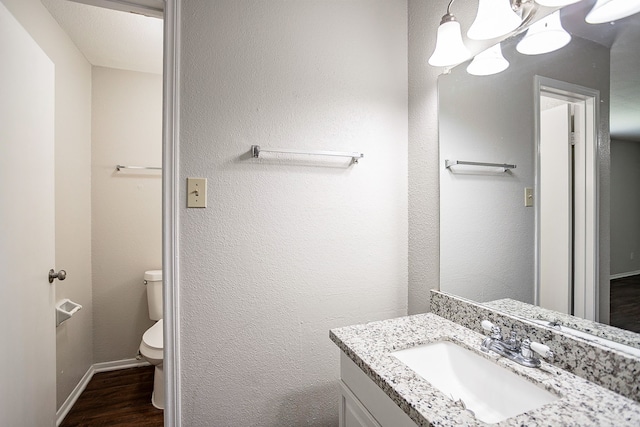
[467,0,523,40]
[466,44,510,76]
[428,20,471,67]
[516,11,571,55]
[534,0,583,6]
[586,0,640,24]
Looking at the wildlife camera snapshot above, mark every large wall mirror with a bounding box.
[439,0,640,351]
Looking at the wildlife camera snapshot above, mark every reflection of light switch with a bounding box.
[524,187,534,207]
[187,178,207,208]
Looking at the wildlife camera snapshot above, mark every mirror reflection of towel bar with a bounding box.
[445,160,516,171]
[116,165,162,171]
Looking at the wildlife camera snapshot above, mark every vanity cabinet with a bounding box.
[339,353,416,427]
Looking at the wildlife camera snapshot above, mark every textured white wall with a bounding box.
[610,139,640,276]
[178,1,408,425]
[92,67,162,362]
[1,0,94,409]
[438,36,610,318]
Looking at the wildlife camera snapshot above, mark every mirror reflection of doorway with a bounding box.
[536,77,599,322]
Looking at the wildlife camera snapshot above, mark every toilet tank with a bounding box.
[144,270,163,321]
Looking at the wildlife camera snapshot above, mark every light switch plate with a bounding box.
[187,178,207,208]
[524,187,533,207]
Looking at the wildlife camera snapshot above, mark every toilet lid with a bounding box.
[143,319,163,350]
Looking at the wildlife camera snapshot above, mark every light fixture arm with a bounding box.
[511,0,532,12]
[446,0,455,15]
[440,0,458,25]
[512,0,538,25]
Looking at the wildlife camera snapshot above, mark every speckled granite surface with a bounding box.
[484,297,640,350]
[430,291,640,402]
[330,313,640,426]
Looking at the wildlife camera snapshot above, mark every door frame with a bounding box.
[534,76,600,322]
[162,0,181,425]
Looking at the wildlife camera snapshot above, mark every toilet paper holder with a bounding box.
[56,299,82,327]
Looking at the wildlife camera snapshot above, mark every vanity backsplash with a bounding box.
[430,290,640,402]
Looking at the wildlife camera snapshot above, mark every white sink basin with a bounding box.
[392,341,559,424]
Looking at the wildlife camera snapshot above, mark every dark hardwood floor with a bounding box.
[610,274,640,333]
[60,366,163,427]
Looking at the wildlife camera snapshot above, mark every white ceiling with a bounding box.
[41,0,163,75]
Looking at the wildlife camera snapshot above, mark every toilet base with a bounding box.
[151,363,164,410]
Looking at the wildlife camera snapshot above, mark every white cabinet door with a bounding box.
[339,353,416,427]
[340,382,382,427]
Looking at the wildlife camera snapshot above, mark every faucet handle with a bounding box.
[530,341,555,361]
[481,320,494,331]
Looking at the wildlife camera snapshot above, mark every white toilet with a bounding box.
[139,269,164,410]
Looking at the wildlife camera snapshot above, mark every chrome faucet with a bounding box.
[480,320,554,368]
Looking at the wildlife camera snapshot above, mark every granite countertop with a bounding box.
[330,313,640,426]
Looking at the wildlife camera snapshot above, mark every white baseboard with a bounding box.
[610,270,640,280]
[93,357,149,373]
[56,365,95,427]
[56,358,151,426]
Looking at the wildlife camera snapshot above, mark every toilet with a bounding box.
[139,270,164,409]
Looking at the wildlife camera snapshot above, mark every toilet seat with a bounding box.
[143,319,163,349]
[140,319,163,362]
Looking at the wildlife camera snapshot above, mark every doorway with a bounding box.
[43,0,166,423]
[535,76,599,322]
